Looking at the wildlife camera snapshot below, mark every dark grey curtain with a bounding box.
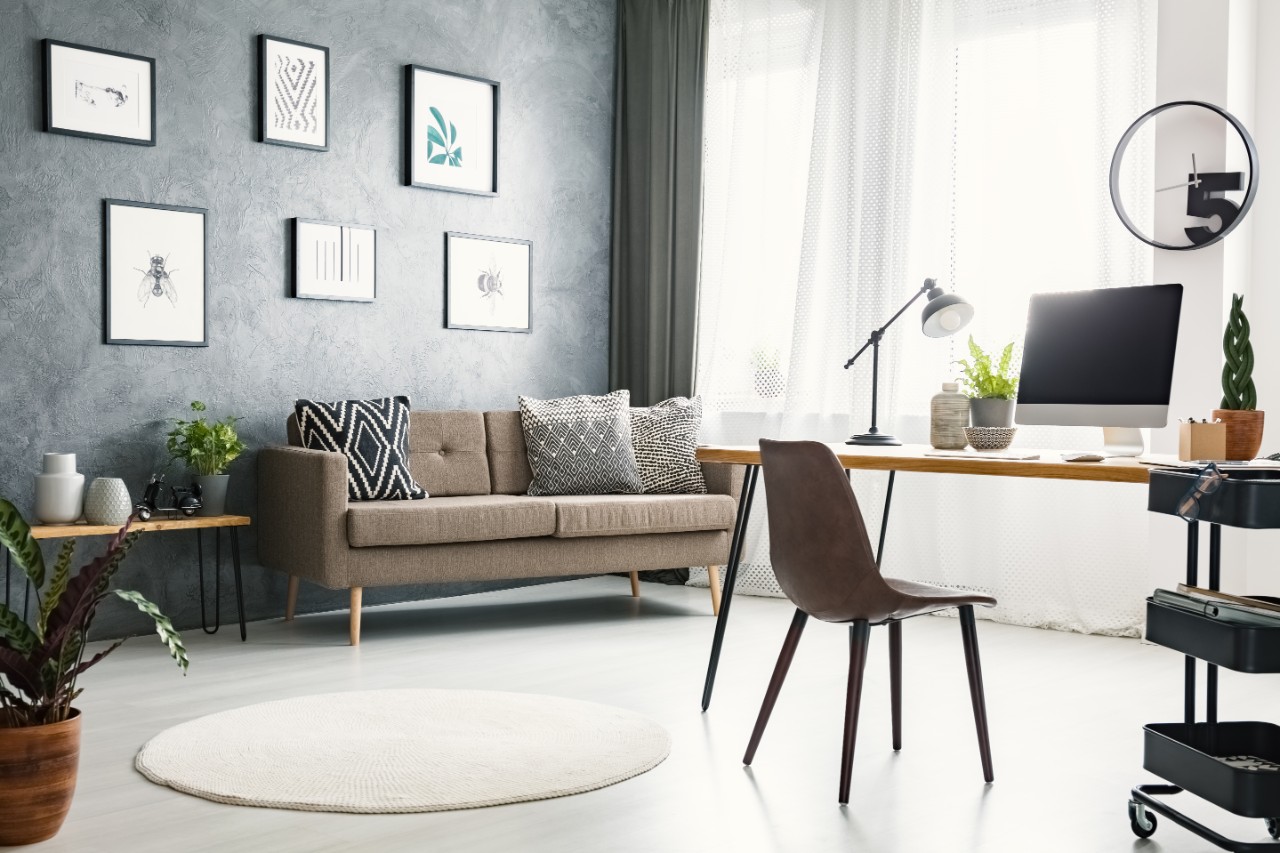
[609,0,709,407]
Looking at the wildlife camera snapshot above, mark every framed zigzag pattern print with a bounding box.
[259,34,329,151]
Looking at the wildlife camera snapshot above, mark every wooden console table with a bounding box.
[4,515,251,641]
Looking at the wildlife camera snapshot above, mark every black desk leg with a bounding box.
[701,464,760,712]
[198,529,221,635]
[876,471,896,568]
[230,528,247,641]
[1184,521,1199,726]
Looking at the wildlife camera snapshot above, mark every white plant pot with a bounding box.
[34,453,85,525]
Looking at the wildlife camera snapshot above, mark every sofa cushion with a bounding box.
[405,411,491,496]
[518,391,643,496]
[630,396,708,494]
[484,411,534,495]
[551,494,736,538]
[294,396,427,501]
[347,495,556,547]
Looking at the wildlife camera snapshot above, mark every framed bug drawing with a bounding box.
[44,39,156,145]
[103,199,207,346]
[405,66,499,195]
[445,232,530,333]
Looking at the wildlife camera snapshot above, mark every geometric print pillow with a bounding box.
[518,390,643,496]
[630,396,707,494]
[294,396,428,501]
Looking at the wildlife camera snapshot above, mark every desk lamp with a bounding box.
[842,278,974,446]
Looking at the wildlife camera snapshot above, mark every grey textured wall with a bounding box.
[0,0,616,638]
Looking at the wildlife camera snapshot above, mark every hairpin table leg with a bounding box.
[198,528,221,635]
[701,464,759,712]
[230,527,247,641]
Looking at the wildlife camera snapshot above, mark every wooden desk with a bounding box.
[696,443,1152,710]
[9,515,252,641]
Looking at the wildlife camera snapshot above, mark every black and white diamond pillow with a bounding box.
[518,390,644,496]
[294,396,427,501]
[631,396,707,494]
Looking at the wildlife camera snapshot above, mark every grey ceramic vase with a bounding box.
[195,474,230,517]
[970,397,1015,428]
[83,478,133,526]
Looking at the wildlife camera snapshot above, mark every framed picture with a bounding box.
[445,232,530,333]
[44,39,155,145]
[259,35,329,151]
[103,199,207,347]
[405,65,498,195]
[291,218,376,301]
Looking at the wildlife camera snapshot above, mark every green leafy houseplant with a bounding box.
[0,499,188,728]
[955,336,1019,400]
[166,401,246,476]
[1221,293,1257,410]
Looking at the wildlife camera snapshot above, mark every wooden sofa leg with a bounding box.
[285,575,300,621]
[350,587,363,646]
[707,566,723,616]
[629,571,641,598]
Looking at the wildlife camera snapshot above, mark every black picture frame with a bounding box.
[258,34,330,151]
[445,232,532,333]
[290,217,377,302]
[405,65,499,196]
[43,39,156,146]
[103,199,208,347]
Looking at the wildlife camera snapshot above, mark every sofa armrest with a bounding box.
[257,446,351,589]
[702,462,744,503]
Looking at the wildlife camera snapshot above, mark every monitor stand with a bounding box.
[1102,427,1145,457]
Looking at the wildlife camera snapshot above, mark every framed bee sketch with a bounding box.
[103,199,207,346]
[405,66,499,195]
[445,232,530,333]
[44,39,156,145]
[291,218,376,301]
[259,35,329,151]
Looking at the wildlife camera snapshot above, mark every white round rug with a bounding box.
[135,689,670,813]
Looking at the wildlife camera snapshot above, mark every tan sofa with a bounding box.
[257,410,743,644]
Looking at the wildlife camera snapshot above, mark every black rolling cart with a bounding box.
[1131,467,1280,850]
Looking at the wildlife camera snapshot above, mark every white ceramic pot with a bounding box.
[84,478,133,526]
[34,453,85,525]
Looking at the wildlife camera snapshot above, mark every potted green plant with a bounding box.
[0,500,187,845]
[167,401,246,517]
[956,336,1019,427]
[1213,294,1264,460]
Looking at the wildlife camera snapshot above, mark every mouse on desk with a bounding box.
[1062,452,1106,462]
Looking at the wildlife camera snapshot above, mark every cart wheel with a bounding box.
[1129,801,1157,839]
[1266,817,1280,840]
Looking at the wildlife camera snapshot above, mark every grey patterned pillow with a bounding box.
[518,391,644,496]
[631,396,708,494]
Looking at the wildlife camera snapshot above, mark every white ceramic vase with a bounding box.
[34,453,85,525]
[84,478,133,526]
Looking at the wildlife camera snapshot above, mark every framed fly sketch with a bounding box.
[405,66,499,195]
[44,39,155,145]
[445,232,530,332]
[103,199,207,346]
[291,219,376,301]
[259,35,329,151]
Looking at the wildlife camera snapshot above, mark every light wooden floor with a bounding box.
[34,576,1280,853]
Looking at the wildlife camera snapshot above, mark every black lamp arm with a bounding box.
[843,278,937,369]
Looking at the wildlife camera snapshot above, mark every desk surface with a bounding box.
[696,443,1154,484]
[29,514,252,540]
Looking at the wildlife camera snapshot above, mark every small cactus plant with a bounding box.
[1221,294,1257,411]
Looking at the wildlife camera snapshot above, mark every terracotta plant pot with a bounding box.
[0,710,82,846]
[1212,409,1265,461]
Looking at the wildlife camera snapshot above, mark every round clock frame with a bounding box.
[1109,100,1259,251]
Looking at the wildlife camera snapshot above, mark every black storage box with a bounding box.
[1144,722,1280,818]
[1146,597,1280,673]
[1149,468,1280,529]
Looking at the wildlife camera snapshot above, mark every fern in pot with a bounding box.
[0,499,187,845]
[167,401,246,517]
[956,336,1020,427]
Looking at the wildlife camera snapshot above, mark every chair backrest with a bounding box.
[759,439,893,621]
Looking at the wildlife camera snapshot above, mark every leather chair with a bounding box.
[745,439,997,804]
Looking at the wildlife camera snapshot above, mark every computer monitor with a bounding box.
[1015,283,1183,456]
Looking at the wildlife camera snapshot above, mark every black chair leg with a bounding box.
[839,620,872,804]
[959,605,995,783]
[889,619,902,751]
[743,608,808,765]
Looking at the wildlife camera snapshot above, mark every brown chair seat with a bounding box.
[347,495,556,547]
[879,579,997,622]
[551,494,736,538]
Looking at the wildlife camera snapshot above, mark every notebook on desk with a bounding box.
[923,449,1041,461]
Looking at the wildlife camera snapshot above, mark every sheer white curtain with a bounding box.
[693,0,1157,635]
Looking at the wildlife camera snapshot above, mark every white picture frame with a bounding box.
[259,35,329,151]
[445,233,531,333]
[291,218,376,302]
[406,66,499,196]
[44,39,155,145]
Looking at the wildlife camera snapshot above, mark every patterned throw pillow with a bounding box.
[294,396,427,501]
[630,396,708,494]
[518,390,644,496]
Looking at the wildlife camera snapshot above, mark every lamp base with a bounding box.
[846,431,902,447]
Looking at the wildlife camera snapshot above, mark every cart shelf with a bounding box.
[1146,598,1280,674]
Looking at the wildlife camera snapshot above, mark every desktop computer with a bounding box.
[1015,283,1184,457]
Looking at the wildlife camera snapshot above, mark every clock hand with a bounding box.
[1156,179,1197,192]
[1192,153,1198,183]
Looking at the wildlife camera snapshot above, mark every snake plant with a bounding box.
[1221,293,1257,410]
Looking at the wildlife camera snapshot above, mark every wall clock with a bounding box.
[1109,100,1258,250]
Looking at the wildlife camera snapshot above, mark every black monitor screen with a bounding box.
[1016,284,1183,406]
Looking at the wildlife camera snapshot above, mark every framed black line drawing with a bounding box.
[291,218,376,302]
[405,65,499,195]
[104,199,208,346]
[259,34,329,151]
[445,232,530,332]
[44,39,156,146]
